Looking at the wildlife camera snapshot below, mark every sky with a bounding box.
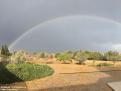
[0,0,121,52]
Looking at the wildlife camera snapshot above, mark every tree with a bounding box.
[1,45,10,56]
[4,45,11,56]
[104,51,119,60]
[72,51,78,59]
[1,45,5,56]
[66,51,73,58]
[38,52,47,58]
[104,51,121,66]
[57,53,72,63]
[55,53,61,58]
[10,50,27,64]
[73,51,87,64]
[86,51,103,60]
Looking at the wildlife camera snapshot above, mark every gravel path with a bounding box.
[26,64,121,91]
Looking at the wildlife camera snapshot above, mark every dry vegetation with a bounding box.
[1,45,121,91]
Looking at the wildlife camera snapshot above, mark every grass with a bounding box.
[0,63,54,84]
[96,63,113,67]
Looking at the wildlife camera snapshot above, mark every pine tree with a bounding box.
[4,45,10,56]
[1,45,10,56]
[1,45,5,55]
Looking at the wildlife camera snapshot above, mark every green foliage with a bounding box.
[72,52,77,59]
[1,45,11,56]
[66,51,74,58]
[1,45,5,56]
[96,63,113,67]
[40,52,46,58]
[57,53,72,63]
[104,51,121,61]
[85,51,104,60]
[55,53,61,58]
[73,51,87,64]
[0,63,54,84]
[62,50,121,62]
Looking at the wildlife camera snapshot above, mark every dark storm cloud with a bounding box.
[0,0,121,44]
[9,16,121,52]
[0,0,121,51]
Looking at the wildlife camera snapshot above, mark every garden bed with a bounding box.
[0,63,54,84]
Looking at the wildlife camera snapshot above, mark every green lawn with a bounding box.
[0,63,54,84]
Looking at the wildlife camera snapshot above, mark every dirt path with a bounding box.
[25,63,121,91]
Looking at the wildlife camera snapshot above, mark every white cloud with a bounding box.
[111,44,121,52]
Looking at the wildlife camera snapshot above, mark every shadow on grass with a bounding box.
[0,63,27,91]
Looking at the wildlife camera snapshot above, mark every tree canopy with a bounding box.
[0,45,11,56]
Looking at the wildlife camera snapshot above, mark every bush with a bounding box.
[57,53,72,63]
[104,51,121,61]
[76,56,86,64]
[10,50,28,64]
[0,63,54,84]
[96,63,113,67]
[85,51,104,60]
[55,53,61,58]
[73,51,87,64]
[39,52,46,58]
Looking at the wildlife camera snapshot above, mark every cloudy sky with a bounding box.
[0,0,121,52]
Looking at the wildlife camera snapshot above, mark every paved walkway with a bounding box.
[108,81,121,91]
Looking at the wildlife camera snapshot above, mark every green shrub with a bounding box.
[85,51,104,60]
[39,52,46,58]
[96,63,113,67]
[57,53,72,63]
[104,51,121,61]
[0,63,54,84]
[73,51,87,64]
[55,53,61,58]
[75,56,86,64]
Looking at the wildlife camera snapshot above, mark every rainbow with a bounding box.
[9,15,121,51]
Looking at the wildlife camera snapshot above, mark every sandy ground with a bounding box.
[1,59,121,91]
[25,63,121,91]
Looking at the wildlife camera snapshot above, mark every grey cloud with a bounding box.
[0,0,121,52]
[9,16,121,52]
[0,0,121,45]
